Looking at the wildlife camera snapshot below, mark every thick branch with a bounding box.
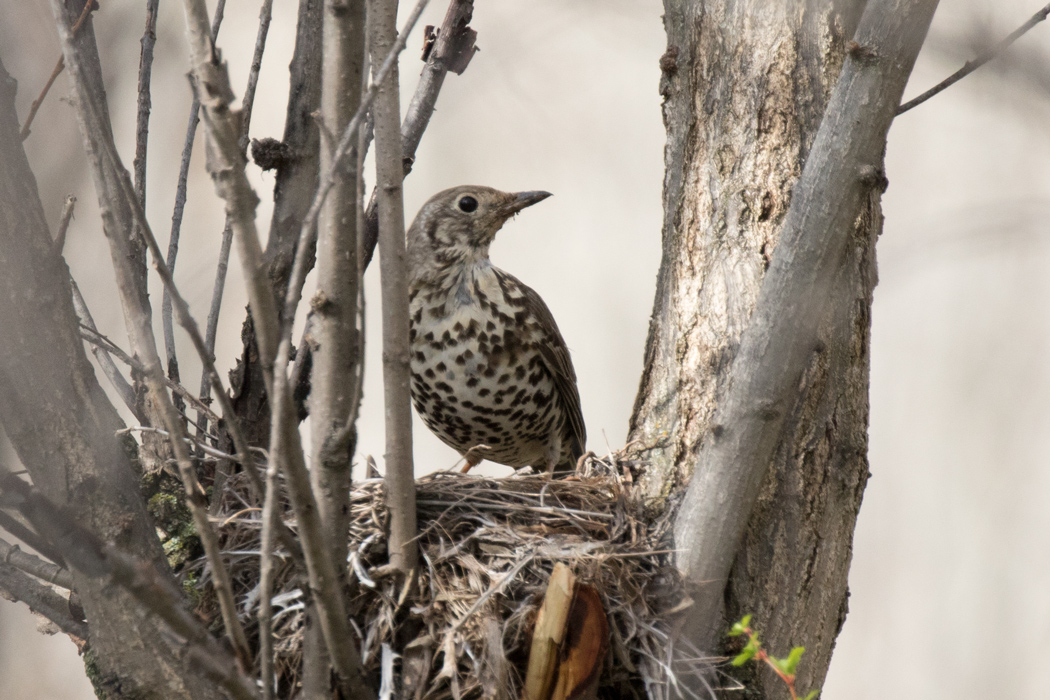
[0,536,74,590]
[0,556,87,640]
[311,0,366,568]
[370,0,417,575]
[673,0,940,648]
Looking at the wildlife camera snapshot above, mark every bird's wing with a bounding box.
[517,283,587,466]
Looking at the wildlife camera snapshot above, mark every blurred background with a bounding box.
[1,1,1048,698]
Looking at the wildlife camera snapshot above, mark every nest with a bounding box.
[189,453,709,700]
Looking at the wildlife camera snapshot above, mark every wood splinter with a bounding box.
[523,562,610,700]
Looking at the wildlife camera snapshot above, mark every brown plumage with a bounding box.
[406,186,585,473]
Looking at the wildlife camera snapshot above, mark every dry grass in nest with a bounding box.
[188,452,710,700]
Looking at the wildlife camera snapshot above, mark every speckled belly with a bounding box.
[409,301,561,468]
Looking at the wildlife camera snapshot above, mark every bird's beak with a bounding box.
[502,190,552,217]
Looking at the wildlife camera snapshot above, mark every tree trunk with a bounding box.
[0,55,222,700]
[630,0,875,695]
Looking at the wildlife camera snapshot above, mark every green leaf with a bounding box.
[768,655,789,675]
[731,636,761,666]
[731,648,755,667]
[783,646,806,676]
[801,691,820,700]
[728,614,753,637]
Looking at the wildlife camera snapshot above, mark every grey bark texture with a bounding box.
[630,0,935,696]
[0,54,222,700]
[311,0,366,576]
[369,0,418,575]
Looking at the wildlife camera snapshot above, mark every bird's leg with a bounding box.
[543,440,561,476]
[460,446,485,473]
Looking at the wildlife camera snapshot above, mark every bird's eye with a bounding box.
[457,196,478,213]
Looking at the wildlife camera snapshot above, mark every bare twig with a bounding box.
[18,0,95,141]
[0,468,258,700]
[0,556,87,639]
[51,0,251,666]
[370,0,417,575]
[897,3,1050,114]
[70,279,143,421]
[0,536,74,590]
[133,0,160,206]
[79,327,222,428]
[257,446,281,700]
[196,0,272,436]
[19,57,65,141]
[283,0,431,326]
[361,0,477,268]
[177,1,384,696]
[672,0,940,662]
[52,194,77,255]
[239,0,274,154]
[163,0,227,400]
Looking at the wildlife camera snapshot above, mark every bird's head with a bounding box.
[407,185,551,281]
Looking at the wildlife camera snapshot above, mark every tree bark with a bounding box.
[0,55,222,700]
[630,0,925,695]
[230,0,324,449]
[312,0,366,580]
[369,0,417,574]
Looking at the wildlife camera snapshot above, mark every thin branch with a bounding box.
[133,0,160,206]
[361,0,476,268]
[239,0,274,154]
[897,2,1050,114]
[257,432,282,700]
[370,0,417,575]
[19,57,65,141]
[70,279,143,422]
[197,0,273,438]
[177,1,391,696]
[0,469,258,700]
[52,194,77,255]
[282,0,431,328]
[51,0,251,666]
[0,557,87,640]
[163,0,227,397]
[79,326,222,428]
[0,536,74,590]
[329,48,372,455]
[18,0,95,141]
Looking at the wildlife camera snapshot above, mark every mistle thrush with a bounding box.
[406,186,586,473]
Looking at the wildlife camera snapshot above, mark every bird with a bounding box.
[406,186,586,474]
